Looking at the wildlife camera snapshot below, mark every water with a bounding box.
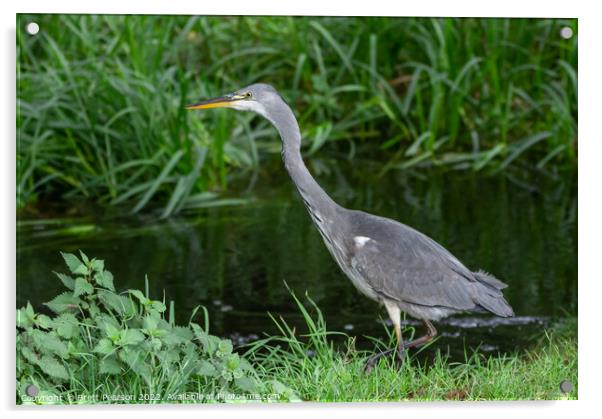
[17,160,577,361]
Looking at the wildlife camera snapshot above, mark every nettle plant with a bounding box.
[16,252,297,404]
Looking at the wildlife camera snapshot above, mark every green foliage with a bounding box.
[16,252,298,404]
[17,15,576,214]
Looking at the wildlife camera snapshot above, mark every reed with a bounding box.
[17,15,577,215]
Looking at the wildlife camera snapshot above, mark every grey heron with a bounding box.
[186,83,514,373]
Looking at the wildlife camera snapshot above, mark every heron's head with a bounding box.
[186,83,286,121]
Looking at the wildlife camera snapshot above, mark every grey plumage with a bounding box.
[187,82,514,370]
[344,210,513,320]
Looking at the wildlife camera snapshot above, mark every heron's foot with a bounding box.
[394,345,406,368]
[402,320,438,350]
[363,346,404,374]
[363,348,394,374]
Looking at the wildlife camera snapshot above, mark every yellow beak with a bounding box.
[186,94,242,110]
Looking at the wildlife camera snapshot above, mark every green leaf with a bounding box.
[44,292,81,314]
[30,330,69,359]
[56,323,75,339]
[53,272,75,290]
[61,252,84,274]
[235,376,257,392]
[104,322,120,340]
[67,340,85,356]
[128,289,149,305]
[79,250,89,264]
[150,337,162,351]
[269,379,289,394]
[93,338,114,355]
[119,348,151,384]
[157,348,181,366]
[25,302,35,320]
[191,323,219,354]
[94,270,115,291]
[197,360,217,376]
[216,339,233,357]
[225,353,240,371]
[87,301,101,317]
[163,325,193,345]
[36,314,54,330]
[90,258,104,272]
[54,313,78,339]
[21,346,40,365]
[17,307,33,328]
[142,315,158,332]
[118,329,145,346]
[94,313,119,328]
[97,290,136,316]
[150,300,166,313]
[73,264,89,276]
[99,356,122,375]
[74,277,94,297]
[239,357,253,372]
[38,355,69,381]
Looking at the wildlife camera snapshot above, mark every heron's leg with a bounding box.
[383,301,406,362]
[392,319,405,364]
[364,302,404,374]
[401,320,437,350]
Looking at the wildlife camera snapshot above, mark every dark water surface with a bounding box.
[17,161,577,361]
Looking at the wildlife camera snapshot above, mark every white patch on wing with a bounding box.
[353,236,371,247]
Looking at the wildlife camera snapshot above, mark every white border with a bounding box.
[3,1,598,418]
[11,0,581,18]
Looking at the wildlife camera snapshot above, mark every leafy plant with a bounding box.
[16,251,298,404]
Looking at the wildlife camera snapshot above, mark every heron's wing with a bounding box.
[349,217,478,310]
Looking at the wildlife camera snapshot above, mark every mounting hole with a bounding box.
[25,384,39,397]
[560,26,573,40]
[559,379,573,394]
[25,22,39,35]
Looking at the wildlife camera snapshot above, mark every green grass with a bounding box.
[246,291,578,401]
[17,15,577,215]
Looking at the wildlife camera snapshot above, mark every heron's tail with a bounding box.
[472,270,514,317]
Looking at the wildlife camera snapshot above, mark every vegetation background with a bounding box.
[17,15,577,216]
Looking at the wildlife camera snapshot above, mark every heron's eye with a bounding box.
[244,92,252,98]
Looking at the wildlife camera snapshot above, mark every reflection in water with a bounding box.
[17,162,577,361]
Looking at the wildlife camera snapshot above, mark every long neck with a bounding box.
[268,105,338,220]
